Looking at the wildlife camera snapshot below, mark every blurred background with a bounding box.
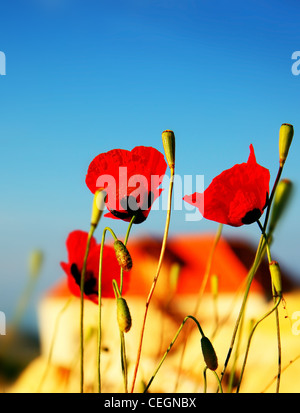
[0,0,299,386]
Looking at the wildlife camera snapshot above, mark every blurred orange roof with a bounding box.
[47,233,270,300]
[126,233,264,296]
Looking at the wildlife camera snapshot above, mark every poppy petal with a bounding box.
[183,145,270,227]
[85,145,167,224]
[60,230,131,303]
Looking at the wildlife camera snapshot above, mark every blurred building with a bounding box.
[6,233,300,393]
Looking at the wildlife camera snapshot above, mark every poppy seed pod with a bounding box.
[162,130,175,169]
[61,231,131,302]
[269,260,282,297]
[279,123,294,167]
[117,297,132,333]
[268,179,293,234]
[201,336,218,371]
[114,240,133,271]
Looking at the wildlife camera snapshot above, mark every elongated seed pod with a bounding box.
[91,189,106,227]
[269,260,282,297]
[114,240,133,271]
[279,123,294,167]
[201,336,218,371]
[162,130,175,169]
[117,297,132,333]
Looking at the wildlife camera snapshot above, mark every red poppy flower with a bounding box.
[183,145,270,227]
[85,146,167,224]
[60,230,130,303]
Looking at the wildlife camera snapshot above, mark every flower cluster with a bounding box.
[58,123,294,394]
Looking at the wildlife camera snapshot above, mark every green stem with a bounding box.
[175,224,223,391]
[221,161,285,392]
[236,295,282,392]
[203,367,208,393]
[118,216,135,392]
[80,224,96,393]
[258,221,282,393]
[131,167,175,393]
[263,165,283,233]
[227,310,245,393]
[196,223,223,308]
[204,368,223,394]
[97,226,118,393]
[124,215,136,245]
[112,279,129,393]
[274,293,282,393]
[143,315,204,393]
[120,331,128,393]
[214,370,223,393]
[220,234,266,385]
[120,215,135,294]
[261,353,300,393]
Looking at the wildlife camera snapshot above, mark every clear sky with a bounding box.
[1,0,300,331]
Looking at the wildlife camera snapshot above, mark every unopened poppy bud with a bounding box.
[269,179,293,234]
[91,190,106,227]
[269,260,282,297]
[117,297,132,333]
[162,130,175,169]
[201,336,218,371]
[28,250,43,278]
[114,240,132,271]
[279,123,294,167]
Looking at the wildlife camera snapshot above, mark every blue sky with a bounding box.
[0,0,300,331]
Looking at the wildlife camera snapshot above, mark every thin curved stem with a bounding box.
[97,226,118,393]
[261,353,300,393]
[120,215,135,294]
[130,167,175,393]
[274,293,282,393]
[220,234,266,385]
[257,220,282,393]
[80,224,96,393]
[236,295,282,392]
[143,315,204,393]
[263,165,283,233]
[213,370,223,393]
[175,224,223,391]
[203,368,223,394]
[203,367,208,393]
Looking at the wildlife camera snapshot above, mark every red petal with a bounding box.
[64,230,97,268]
[85,146,167,222]
[183,145,270,227]
[61,230,131,303]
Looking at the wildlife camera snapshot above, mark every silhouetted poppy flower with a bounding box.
[85,146,167,224]
[60,230,130,303]
[183,145,270,227]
